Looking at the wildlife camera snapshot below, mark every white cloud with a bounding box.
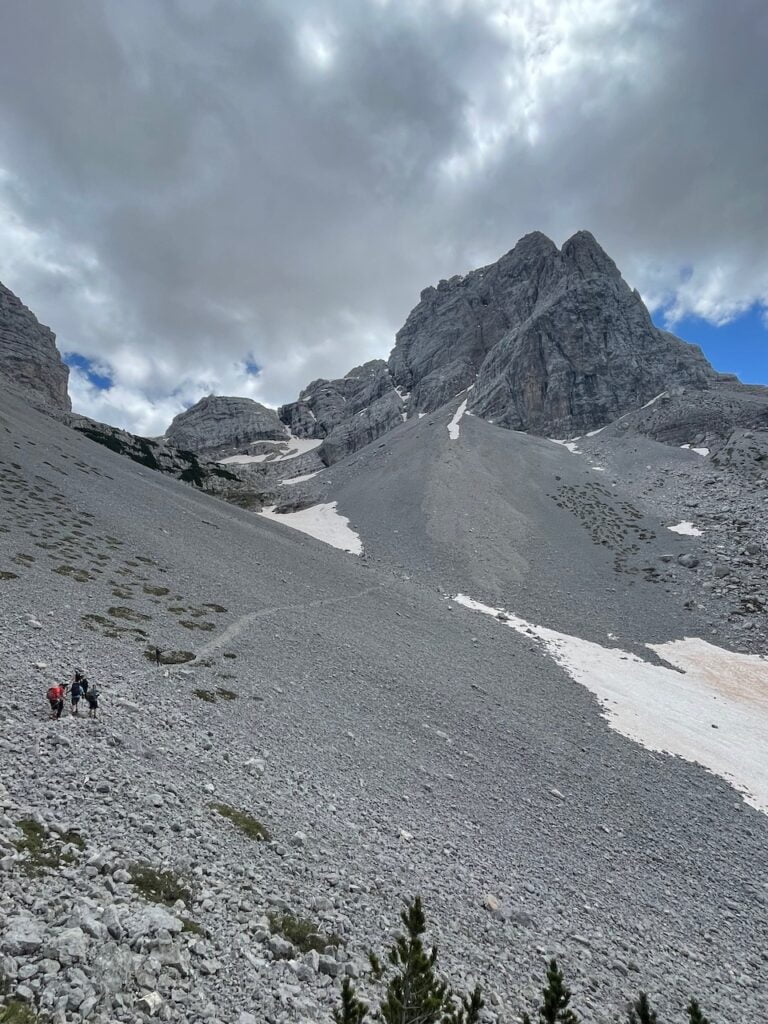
[0,0,765,434]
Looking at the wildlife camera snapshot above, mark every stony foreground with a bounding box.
[1,383,767,1024]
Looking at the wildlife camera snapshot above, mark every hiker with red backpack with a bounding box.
[46,682,67,720]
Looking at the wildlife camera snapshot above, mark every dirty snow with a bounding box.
[550,438,581,454]
[220,437,322,465]
[447,400,468,440]
[259,502,362,555]
[668,521,704,537]
[454,594,768,813]
[281,471,321,486]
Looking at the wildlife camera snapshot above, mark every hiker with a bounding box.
[154,647,162,666]
[46,682,66,720]
[85,684,100,719]
[70,675,83,715]
[75,669,89,699]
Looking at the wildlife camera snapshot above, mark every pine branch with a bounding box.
[627,992,658,1024]
[687,999,710,1024]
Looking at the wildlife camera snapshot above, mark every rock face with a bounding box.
[166,395,288,456]
[162,231,736,464]
[0,279,71,412]
[390,231,715,436]
[279,360,405,464]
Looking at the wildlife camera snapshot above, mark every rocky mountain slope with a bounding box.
[0,279,71,412]
[1,381,767,1024]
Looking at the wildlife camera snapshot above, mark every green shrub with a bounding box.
[268,911,342,954]
[129,863,192,906]
[13,819,83,876]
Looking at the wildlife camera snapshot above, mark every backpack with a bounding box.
[47,686,61,702]
[88,687,100,701]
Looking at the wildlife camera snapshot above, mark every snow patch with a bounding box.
[668,521,703,537]
[281,471,321,486]
[680,444,709,457]
[585,426,606,437]
[550,438,581,455]
[454,594,768,813]
[259,502,362,555]
[418,412,426,419]
[640,391,667,410]
[220,436,322,465]
[447,400,468,440]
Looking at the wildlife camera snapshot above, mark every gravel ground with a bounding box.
[1,385,767,1024]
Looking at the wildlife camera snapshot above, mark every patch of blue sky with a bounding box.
[653,306,768,385]
[244,357,262,375]
[64,352,113,390]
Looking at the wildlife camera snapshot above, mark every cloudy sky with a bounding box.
[1,0,766,435]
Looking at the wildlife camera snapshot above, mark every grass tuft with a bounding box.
[268,911,342,953]
[129,863,192,906]
[211,803,271,841]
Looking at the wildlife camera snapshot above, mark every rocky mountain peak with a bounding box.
[165,394,287,457]
[0,279,71,412]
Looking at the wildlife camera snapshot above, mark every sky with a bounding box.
[0,0,766,436]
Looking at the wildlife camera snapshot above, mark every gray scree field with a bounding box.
[1,379,767,1024]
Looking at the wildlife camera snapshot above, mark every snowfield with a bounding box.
[220,436,322,465]
[281,471,321,485]
[454,594,768,813]
[259,501,363,554]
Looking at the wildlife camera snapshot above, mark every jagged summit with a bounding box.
[0,279,71,412]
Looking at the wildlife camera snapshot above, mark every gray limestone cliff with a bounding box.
[278,360,405,464]
[390,231,716,436]
[0,279,71,412]
[165,395,288,457]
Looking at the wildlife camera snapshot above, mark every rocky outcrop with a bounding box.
[165,396,288,457]
[390,231,716,437]
[65,412,278,508]
[0,279,71,412]
[278,360,405,464]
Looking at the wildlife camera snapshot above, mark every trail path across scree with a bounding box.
[195,583,388,658]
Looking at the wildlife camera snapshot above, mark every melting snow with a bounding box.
[220,437,322,465]
[550,438,581,454]
[668,521,703,537]
[281,471,321,486]
[640,391,667,410]
[454,594,768,813]
[447,400,468,440]
[259,502,362,555]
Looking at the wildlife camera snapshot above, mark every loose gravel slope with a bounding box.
[0,385,767,1024]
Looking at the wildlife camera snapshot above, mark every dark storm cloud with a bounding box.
[0,0,766,433]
